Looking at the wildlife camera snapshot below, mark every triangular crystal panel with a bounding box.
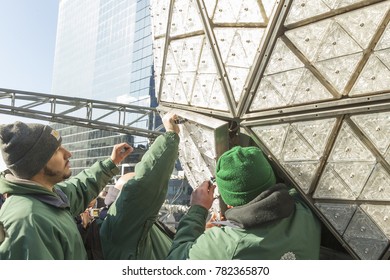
[190,38,230,111]
[314,52,363,93]
[204,0,217,18]
[335,1,389,49]
[350,55,390,96]
[250,78,286,111]
[343,207,388,260]
[286,19,332,62]
[285,0,330,25]
[281,127,320,161]
[292,118,337,154]
[359,164,390,201]
[351,112,390,155]
[178,126,214,186]
[314,164,357,199]
[164,47,179,74]
[266,69,306,104]
[264,38,304,75]
[332,162,375,197]
[329,122,376,162]
[283,162,320,193]
[322,0,367,9]
[360,204,390,238]
[293,69,336,102]
[160,74,179,103]
[214,27,265,103]
[315,202,357,235]
[153,38,166,93]
[376,49,390,69]
[225,66,250,103]
[171,36,203,72]
[315,20,362,61]
[213,0,265,24]
[252,124,290,158]
[170,0,203,37]
[151,0,171,37]
[375,22,390,51]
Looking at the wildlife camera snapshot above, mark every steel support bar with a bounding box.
[0,88,163,139]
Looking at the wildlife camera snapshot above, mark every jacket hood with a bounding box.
[224,183,295,228]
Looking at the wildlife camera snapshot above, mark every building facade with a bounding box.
[51,0,157,175]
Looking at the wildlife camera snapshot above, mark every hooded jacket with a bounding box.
[167,185,321,260]
[0,158,118,260]
[100,131,179,260]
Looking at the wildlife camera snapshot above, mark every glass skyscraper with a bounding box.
[52,0,136,101]
[51,0,158,175]
[128,0,161,132]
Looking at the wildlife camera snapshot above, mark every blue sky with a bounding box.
[0,0,59,92]
[0,0,59,170]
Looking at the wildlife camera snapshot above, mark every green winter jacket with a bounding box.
[0,158,119,260]
[100,132,179,260]
[167,186,321,260]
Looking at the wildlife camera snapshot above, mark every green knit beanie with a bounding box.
[216,146,276,207]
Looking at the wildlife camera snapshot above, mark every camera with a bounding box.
[89,208,101,218]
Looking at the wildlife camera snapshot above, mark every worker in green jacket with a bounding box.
[100,111,180,259]
[167,146,321,260]
[0,121,132,259]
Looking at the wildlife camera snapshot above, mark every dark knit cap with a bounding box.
[216,146,276,207]
[0,122,62,179]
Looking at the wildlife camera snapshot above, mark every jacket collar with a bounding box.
[1,173,70,209]
[27,188,70,209]
[222,183,295,229]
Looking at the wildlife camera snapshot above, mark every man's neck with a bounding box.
[30,174,55,191]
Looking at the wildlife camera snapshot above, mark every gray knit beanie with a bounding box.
[0,122,62,179]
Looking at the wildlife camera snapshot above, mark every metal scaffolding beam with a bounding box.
[0,88,163,139]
